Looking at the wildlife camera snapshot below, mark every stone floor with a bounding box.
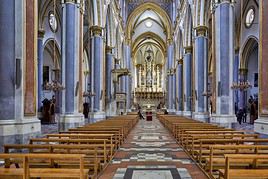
[98,116,208,179]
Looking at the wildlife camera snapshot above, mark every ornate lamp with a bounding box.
[43,69,65,92]
[231,81,252,91]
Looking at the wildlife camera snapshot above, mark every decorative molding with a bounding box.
[38,29,45,38]
[195,25,208,36]
[106,46,114,54]
[239,68,248,75]
[184,46,193,53]
[111,68,130,83]
[90,25,103,36]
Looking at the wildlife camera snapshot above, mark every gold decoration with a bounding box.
[90,26,103,36]
[195,26,208,36]
[184,46,193,53]
[239,68,248,75]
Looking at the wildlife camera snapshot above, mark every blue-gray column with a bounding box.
[194,28,208,113]
[0,0,15,120]
[37,30,45,112]
[64,3,76,114]
[106,47,113,104]
[124,45,132,110]
[214,1,235,116]
[233,51,239,106]
[167,43,174,110]
[238,69,247,109]
[184,47,193,112]
[91,31,104,112]
[177,60,183,111]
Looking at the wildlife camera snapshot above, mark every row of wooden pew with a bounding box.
[158,114,268,179]
[0,114,138,179]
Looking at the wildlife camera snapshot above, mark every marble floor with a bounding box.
[98,116,208,179]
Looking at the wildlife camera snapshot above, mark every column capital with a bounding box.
[62,0,79,4]
[184,46,193,53]
[38,29,45,38]
[90,26,103,36]
[239,68,248,75]
[167,39,173,46]
[125,39,132,46]
[106,46,114,54]
[194,26,208,36]
[178,59,183,65]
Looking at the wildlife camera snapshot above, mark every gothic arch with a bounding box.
[126,2,172,43]
[193,0,211,28]
[43,39,61,70]
[240,36,259,69]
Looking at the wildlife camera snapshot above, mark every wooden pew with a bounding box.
[29,138,113,162]
[3,144,100,175]
[0,153,88,179]
[219,154,268,179]
[204,145,268,177]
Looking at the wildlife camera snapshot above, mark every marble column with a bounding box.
[254,0,268,134]
[183,47,193,117]
[233,51,239,107]
[105,46,113,116]
[60,1,84,130]
[211,0,236,125]
[193,26,209,121]
[167,43,175,112]
[238,69,247,109]
[124,44,132,111]
[0,0,40,152]
[176,59,183,115]
[0,0,16,120]
[90,26,105,119]
[37,30,45,112]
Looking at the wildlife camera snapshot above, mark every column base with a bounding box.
[183,111,192,117]
[210,114,236,128]
[89,111,106,123]
[193,112,209,122]
[59,113,85,131]
[167,109,176,114]
[254,117,268,134]
[0,118,41,152]
[176,111,183,116]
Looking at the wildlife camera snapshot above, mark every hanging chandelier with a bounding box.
[43,80,65,92]
[231,81,252,91]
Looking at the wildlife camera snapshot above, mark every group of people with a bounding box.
[235,96,258,125]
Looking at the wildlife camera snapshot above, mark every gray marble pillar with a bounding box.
[0,0,40,152]
[177,60,183,113]
[60,1,84,130]
[0,0,16,120]
[124,44,132,111]
[193,27,209,121]
[89,26,105,120]
[183,47,193,117]
[233,51,239,107]
[106,46,113,105]
[212,0,236,125]
[167,43,175,112]
[37,30,45,112]
[238,69,247,109]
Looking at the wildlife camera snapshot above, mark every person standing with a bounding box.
[250,100,257,124]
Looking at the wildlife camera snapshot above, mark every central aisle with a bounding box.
[99,116,208,179]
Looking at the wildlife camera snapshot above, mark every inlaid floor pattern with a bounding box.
[98,116,208,179]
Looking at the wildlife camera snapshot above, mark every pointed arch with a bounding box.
[126,2,172,43]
